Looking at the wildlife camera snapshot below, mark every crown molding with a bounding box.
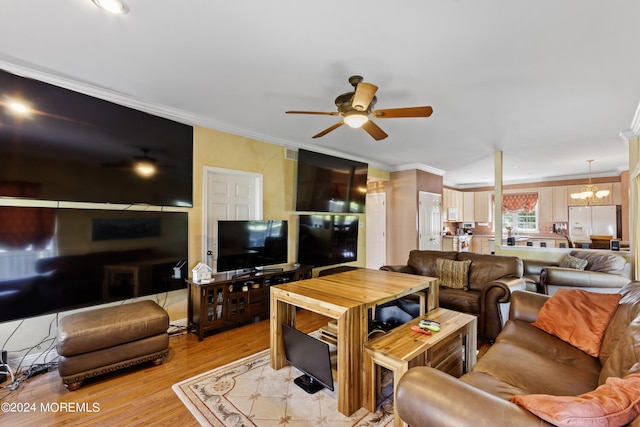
[391,163,445,176]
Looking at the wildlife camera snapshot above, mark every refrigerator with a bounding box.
[568,206,618,243]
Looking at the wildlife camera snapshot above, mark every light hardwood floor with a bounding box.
[0,310,331,427]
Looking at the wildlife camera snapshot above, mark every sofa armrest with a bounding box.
[541,267,631,293]
[379,265,416,274]
[481,277,526,340]
[523,258,557,276]
[508,290,549,323]
[397,367,544,427]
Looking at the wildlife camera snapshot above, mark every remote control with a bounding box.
[410,325,432,335]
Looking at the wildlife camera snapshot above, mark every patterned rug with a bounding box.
[172,348,394,426]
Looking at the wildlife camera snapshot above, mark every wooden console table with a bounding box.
[187,264,312,341]
[363,308,477,427]
[269,268,438,416]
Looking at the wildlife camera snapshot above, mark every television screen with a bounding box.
[0,207,188,323]
[0,68,193,207]
[217,220,288,273]
[281,323,334,393]
[297,215,358,267]
[295,149,368,213]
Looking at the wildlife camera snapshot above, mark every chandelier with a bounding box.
[569,160,610,205]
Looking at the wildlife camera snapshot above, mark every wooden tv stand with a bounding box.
[187,264,312,341]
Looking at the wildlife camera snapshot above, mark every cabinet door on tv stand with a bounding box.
[227,291,250,323]
[203,285,227,327]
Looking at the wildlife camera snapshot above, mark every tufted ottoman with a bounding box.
[57,300,169,390]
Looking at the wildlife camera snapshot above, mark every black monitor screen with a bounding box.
[295,149,367,213]
[297,215,358,267]
[0,207,188,322]
[217,220,288,272]
[0,68,193,207]
[281,323,334,393]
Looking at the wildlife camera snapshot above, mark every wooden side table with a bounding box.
[363,308,477,427]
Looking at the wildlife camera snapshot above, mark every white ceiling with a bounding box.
[1,0,639,187]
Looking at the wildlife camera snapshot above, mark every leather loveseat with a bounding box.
[381,250,526,341]
[396,281,640,427]
[540,250,632,295]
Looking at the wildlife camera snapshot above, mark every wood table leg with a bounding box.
[336,305,365,416]
[270,291,296,370]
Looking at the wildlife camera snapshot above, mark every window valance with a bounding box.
[502,193,539,213]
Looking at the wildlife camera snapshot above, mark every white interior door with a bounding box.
[366,192,386,269]
[418,191,442,250]
[203,167,262,270]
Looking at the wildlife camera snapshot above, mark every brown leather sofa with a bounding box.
[381,250,526,341]
[396,281,640,427]
[540,250,632,295]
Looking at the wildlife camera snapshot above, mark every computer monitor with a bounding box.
[281,323,334,394]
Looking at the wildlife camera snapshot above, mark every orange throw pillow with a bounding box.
[509,374,640,427]
[532,289,621,357]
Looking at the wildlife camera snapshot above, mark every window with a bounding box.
[501,193,539,232]
[503,208,538,232]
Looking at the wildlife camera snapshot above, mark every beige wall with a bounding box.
[0,126,371,361]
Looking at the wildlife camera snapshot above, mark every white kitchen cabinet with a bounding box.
[612,182,622,205]
[552,186,568,221]
[463,192,475,222]
[537,187,553,223]
[474,191,492,223]
[443,188,463,221]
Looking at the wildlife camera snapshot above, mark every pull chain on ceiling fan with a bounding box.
[286,75,433,141]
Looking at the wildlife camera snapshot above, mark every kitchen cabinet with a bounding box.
[443,188,463,221]
[552,186,568,222]
[537,187,553,223]
[463,192,475,222]
[470,236,491,254]
[474,191,492,223]
[612,182,622,205]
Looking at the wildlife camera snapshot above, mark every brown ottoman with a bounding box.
[57,300,169,390]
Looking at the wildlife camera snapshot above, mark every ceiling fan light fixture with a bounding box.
[343,111,369,128]
[92,0,129,14]
[134,160,156,177]
[569,160,609,205]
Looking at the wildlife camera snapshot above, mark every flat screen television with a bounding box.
[281,323,334,394]
[216,220,288,273]
[295,149,368,213]
[0,68,193,207]
[0,206,188,323]
[297,215,358,267]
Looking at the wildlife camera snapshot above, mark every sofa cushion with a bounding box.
[439,288,481,315]
[532,289,621,357]
[436,258,472,290]
[407,250,458,277]
[509,373,640,427]
[570,250,627,275]
[559,254,588,270]
[497,320,602,377]
[457,252,523,292]
[599,283,640,382]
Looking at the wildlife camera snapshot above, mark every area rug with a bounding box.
[172,348,393,426]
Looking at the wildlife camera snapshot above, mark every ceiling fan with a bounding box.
[286,75,433,141]
[101,148,164,177]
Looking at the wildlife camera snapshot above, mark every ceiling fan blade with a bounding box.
[312,121,344,138]
[361,120,388,141]
[372,106,433,119]
[286,111,340,116]
[352,82,378,111]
